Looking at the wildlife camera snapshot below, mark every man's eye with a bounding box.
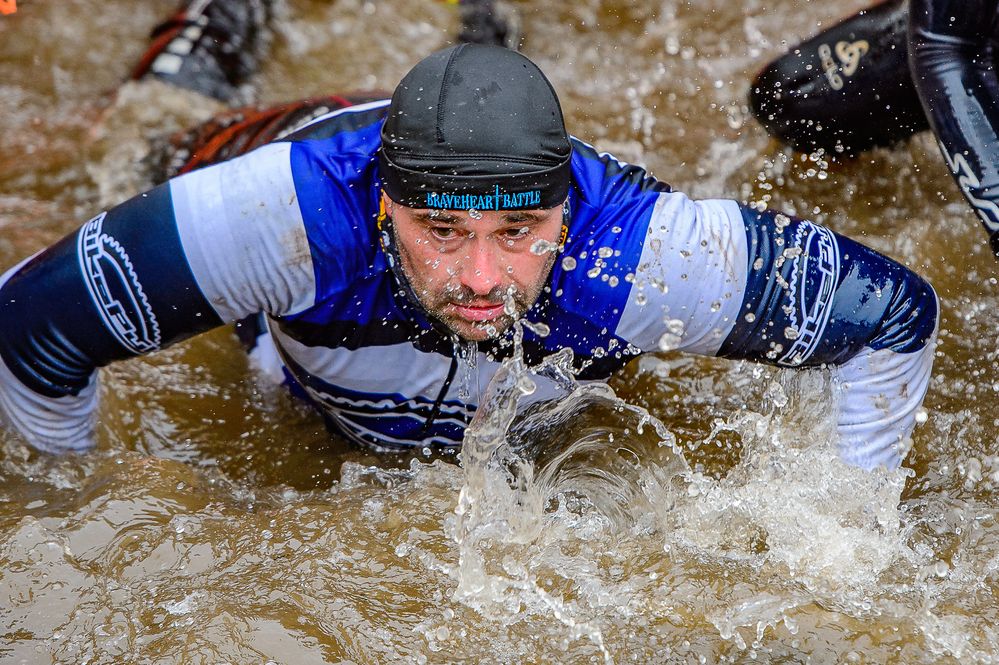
[503,227,531,240]
[430,227,458,240]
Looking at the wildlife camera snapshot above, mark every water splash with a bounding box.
[454,338,479,402]
[450,325,687,662]
[446,337,929,659]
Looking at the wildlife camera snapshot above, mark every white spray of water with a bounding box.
[444,327,924,658]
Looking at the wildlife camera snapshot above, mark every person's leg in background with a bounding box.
[136,0,524,181]
[454,0,521,50]
[130,0,272,104]
[748,0,928,155]
[130,0,520,106]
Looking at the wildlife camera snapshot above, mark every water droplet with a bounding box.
[503,287,518,316]
[764,381,789,407]
[744,312,756,323]
[531,239,558,255]
[658,332,681,352]
[523,320,550,337]
[782,247,802,260]
[561,256,577,271]
[468,208,482,220]
[784,326,799,340]
[587,266,602,278]
[710,301,721,312]
[658,318,685,351]
[597,246,613,258]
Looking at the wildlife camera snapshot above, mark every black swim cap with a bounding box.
[379,44,572,211]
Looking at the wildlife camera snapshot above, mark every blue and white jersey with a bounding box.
[0,100,938,469]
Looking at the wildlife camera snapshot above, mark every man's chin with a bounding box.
[443,315,515,342]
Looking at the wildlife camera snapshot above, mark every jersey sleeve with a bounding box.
[0,142,319,453]
[908,0,999,254]
[616,192,938,470]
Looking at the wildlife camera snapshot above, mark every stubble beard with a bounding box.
[397,243,555,341]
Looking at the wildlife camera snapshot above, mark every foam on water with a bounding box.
[437,325,981,660]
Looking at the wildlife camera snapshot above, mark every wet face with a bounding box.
[384,192,564,342]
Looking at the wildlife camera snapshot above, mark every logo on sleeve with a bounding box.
[77,213,162,354]
[779,222,839,367]
[942,147,999,233]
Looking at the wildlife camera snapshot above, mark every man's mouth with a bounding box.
[450,302,506,322]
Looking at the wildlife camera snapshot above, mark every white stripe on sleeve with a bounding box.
[616,192,748,356]
[170,142,317,321]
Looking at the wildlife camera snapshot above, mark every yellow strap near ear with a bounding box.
[377,196,387,229]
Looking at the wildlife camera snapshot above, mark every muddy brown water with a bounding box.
[2,1,998,663]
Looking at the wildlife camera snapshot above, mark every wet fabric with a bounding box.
[378,44,572,210]
[0,101,938,468]
[908,0,999,254]
[150,92,389,181]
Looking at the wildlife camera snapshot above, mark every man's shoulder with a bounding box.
[283,98,391,145]
[568,138,671,207]
[282,100,388,186]
[562,139,671,283]
[270,106,387,294]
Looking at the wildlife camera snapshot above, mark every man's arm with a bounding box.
[616,192,937,470]
[0,142,317,453]
[909,0,999,254]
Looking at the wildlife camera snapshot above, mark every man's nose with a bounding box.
[459,237,505,296]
